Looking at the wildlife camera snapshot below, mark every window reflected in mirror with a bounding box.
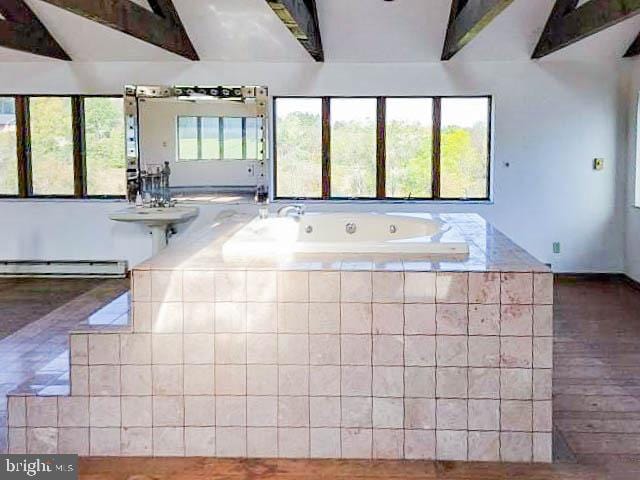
[177,116,261,161]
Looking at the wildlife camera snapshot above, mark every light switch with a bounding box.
[593,158,604,171]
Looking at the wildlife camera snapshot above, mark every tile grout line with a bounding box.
[498,273,503,461]
[307,272,310,458]
[401,271,406,459]
[434,272,438,460]
[338,272,343,459]
[369,272,373,459]
[244,272,248,457]
[465,273,470,461]
[275,272,279,458]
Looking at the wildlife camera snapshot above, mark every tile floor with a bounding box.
[0,278,128,453]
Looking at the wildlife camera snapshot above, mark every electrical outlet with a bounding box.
[553,242,561,254]
[593,158,604,171]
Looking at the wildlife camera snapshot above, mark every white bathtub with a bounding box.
[222,213,468,256]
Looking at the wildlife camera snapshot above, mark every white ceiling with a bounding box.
[0,0,639,62]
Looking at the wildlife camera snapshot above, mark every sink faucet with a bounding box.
[140,161,174,208]
[277,204,305,217]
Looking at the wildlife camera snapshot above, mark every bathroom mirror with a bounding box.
[123,85,269,204]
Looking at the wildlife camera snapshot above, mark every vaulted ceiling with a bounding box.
[1,0,640,62]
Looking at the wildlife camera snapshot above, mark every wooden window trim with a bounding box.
[376,97,386,198]
[273,95,492,202]
[321,97,331,199]
[15,96,32,198]
[72,96,87,198]
[432,97,442,199]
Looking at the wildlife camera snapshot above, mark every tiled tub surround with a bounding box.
[6,214,553,461]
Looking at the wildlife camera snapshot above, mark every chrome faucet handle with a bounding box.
[277,204,306,217]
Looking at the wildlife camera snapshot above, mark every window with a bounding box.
[85,97,126,196]
[177,116,262,161]
[274,97,322,198]
[223,118,243,159]
[177,116,203,160]
[331,98,377,198]
[0,94,125,198]
[201,117,220,160]
[274,96,491,200]
[0,97,18,195]
[440,97,490,199]
[245,117,261,160]
[30,97,74,195]
[386,98,433,198]
[0,97,15,115]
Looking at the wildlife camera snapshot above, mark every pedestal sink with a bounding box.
[110,206,199,255]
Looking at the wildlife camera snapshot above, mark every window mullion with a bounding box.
[242,117,247,160]
[432,97,442,199]
[322,97,331,199]
[15,96,32,198]
[376,97,386,198]
[72,96,87,198]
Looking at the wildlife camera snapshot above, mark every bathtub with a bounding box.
[222,212,468,256]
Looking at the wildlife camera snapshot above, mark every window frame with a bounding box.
[0,94,126,200]
[272,95,492,202]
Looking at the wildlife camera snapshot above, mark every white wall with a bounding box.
[623,62,640,282]
[0,60,628,272]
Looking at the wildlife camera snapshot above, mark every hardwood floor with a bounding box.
[0,278,107,339]
[78,457,604,479]
[554,276,640,480]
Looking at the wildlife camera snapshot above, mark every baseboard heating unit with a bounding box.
[0,260,128,278]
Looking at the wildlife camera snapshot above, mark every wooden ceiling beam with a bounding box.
[442,0,514,60]
[0,0,70,60]
[40,0,199,60]
[533,0,640,59]
[625,32,640,56]
[266,0,324,61]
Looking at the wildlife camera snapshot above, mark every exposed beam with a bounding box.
[266,0,324,61]
[625,32,640,56]
[0,0,70,60]
[40,0,198,60]
[441,0,515,60]
[533,0,640,59]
